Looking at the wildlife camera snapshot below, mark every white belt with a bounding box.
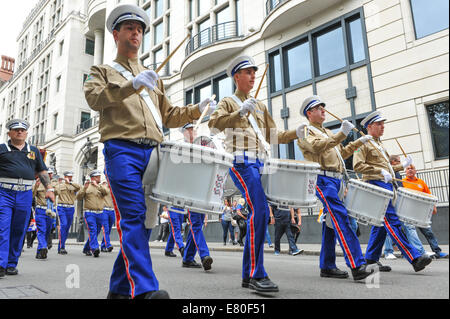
[319,170,344,180]
[0,183,33,192]
[58,204,75,208]
[128,138,159,146]
[0,177,34,186]
[36,205,48,210]
[84,210,103,214]
[104,207,114,211]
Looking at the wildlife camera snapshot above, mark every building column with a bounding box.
[94,29,104,65]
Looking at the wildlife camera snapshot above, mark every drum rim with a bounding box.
[265,158,321,169]
[161,140,234,160]
[396,187,438,202]
[347,178,394,197]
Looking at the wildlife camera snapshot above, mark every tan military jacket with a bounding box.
[103,189,114,210]
[55,181,81,205]
[83,54,201,143]
[208,89,297,153]
[297,122,363,173]
[75,184,109,212]
[33,180,59,206]
[353,138,403,181]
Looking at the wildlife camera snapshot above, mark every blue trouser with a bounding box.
[84,212,104,252]
[418,226,442,253]
[57,206,75,251]
[384,236,394,255]
[104,139,158,298]
[0,187,32,269]
[184,210,210,262]
[365,180,422,264]
[166,208,185,252]
[101,209,115,250]
[402,224,425,255]
[35,207,54,252]
[316,175,366,270]
[229,156,269,280]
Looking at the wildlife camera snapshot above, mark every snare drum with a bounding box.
[263,159,321,209]
[394,187,438,228]
[344,179,394,227]
[149,141,234,214]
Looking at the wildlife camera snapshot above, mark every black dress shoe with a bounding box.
[107,291,131,299]
[412,255,432,272]
[366,259,391,272]
[58,249,68,255]
[135,290,170,299]
[36,248,48,260]
[182,260,202,268]
[249,277,279,293]
[101,248,108,252]
[107,246,114,252]
[201,256,213,271]
[83,250,92,256]
[6,267,18,276]
[93,249,100,258]
[179,247,185,257]
[320,268,349,279]
[241,278,250,288]
[165,251,176,257]
[351,264,374,281]
[0,267,6,278]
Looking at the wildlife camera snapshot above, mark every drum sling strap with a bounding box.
[231,95,271,157]
[109,63,162,229]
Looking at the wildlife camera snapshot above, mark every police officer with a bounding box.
[208,55,305,293]
[76,170,109,258]
[297,96,374,281]
[0,119,54,277]
[353,111,432,272]
[83,4,215,299]
[55,171,81,255]
[100,181,115,252]
[179,123,213,271]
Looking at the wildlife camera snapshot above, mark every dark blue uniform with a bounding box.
[0,141,47,271]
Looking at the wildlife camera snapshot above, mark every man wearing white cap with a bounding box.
[353,111,432,272]
[209,55,305,293]
[55,171,81,255]
[297,96,374,281]
[84,3,215,299]
[0,119,54,276]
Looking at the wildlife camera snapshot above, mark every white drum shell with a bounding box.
[394,187,438,228]
[149,141,234,214]
[263,159,321,209]
[344,179,394,227]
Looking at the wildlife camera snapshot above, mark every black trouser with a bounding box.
[157,223,170,242]
[237,219,247,244]
[274,222,298,253]
[26,231,37,248]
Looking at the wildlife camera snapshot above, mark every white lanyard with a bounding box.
[230,95,271,155]
[369,140,396,177]
[110,63,163,133]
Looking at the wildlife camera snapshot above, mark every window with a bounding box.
[410,0,449,39]
[198,18,211,47]
[80,111,91,125]
[53,113,58,130]
[142,31,150,53]
[314,24,346,76]
[195,83,212,103]
[426,101,449,159]
[154,22,163,45]
[284,40,311,87]
[56,75,61,92]
[154,47,164,70]
[85,38,95,55]
[189,0,194,21]
[198,0,210,17]
[59,40,64,56]
[269,52,282,92]
[347,17,365,63]
[155,0,163,18]
[214,75,233,101]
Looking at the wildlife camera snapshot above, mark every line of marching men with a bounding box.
[30,168,116,260]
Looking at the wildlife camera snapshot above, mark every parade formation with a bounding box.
[0,3,445,300]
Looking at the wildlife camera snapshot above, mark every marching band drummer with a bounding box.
[83,4,215,299]
[353,111,432,272]
[297,96,374,281]
[208,55,305,294]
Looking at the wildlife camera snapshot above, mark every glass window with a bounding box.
[198,18,211,47]
[154,47,164,68]
[142,31,150,53]
[189,0,194,21]
[347,17,365,63]
[195,83,211,103]
[154,22,163,45]
[198,0,210,16]
[186,89,193,105]
[214,75,233,101]
[216,5,231,24]
[278,144,288,159]
[85,38,95,55]
[145,6,151,21]
[410,0,449,39]
[269,52,282,92]
[284,40,311,87]
[155,0,163,18]
[236,0,242,35]
[80,111,91,125]
[315,25,346,75]
[216,6,232,40]
[426,101,449,159]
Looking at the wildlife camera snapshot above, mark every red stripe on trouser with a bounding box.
[231,167,257,278]
[187,211,199,252]
[384,217,414,262]
[316,185,356,269]
[105,172,136,299]
[168,212,181,250]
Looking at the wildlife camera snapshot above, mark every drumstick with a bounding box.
[137,34,191,95]
[247,63,269,117]
[194,94,216,131]
[393,178,421,187]
[395,138,408,157]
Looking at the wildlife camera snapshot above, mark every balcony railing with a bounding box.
[411,168,449,206]
[266,0,288,16]
[76,115,99,135]
[185,21,239,57]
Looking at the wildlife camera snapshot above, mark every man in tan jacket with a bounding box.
[100,181,115,253]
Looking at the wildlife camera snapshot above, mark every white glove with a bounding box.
[296,123,309,139]
[132,70,159,91]
[339,120,355,136]
[401,155,413,169]
[199,98,217,116]
[358,135,373,144]
[380,169,393,183]
[239,98,258,117]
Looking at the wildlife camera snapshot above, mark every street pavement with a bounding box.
[0,239,448,300]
